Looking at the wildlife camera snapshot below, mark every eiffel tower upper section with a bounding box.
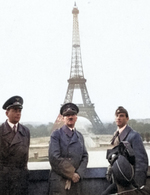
[64,3,92,106]
[70,3,84,80]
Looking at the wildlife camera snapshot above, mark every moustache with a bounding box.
[68,117,73,121]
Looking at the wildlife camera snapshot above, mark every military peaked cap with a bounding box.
[60,103,79,116]
[3,96,23,110]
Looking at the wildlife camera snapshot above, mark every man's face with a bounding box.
[6,107,22,124]
[115,113,129,128]
[63,114,77,128]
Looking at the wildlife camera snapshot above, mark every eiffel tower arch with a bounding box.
[52,3,105,134]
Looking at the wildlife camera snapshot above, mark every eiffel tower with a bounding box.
[51,3,105,134]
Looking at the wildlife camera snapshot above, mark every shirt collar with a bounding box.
[117,124,127,134]
[7,119,18,129]
[67,126,75,131]
[66,126,75,137]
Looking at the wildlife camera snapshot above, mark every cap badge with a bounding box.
[16,98,20,102]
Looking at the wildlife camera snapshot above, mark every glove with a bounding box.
[106,165,112,182]
[65,180,71,190]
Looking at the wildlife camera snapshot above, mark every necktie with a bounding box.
[71,129,74,136]
[110,131,119,145]
[12,125,17,132]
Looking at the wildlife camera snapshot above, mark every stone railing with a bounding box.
[28,167,150,195]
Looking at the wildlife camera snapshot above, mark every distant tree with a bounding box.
[128,120,150,134]
[140,133,145,141]
[107,122,117,134]
[36,125,48,137]
[145,132,150,142]
[136,122,144,133]
[143,123,150,133]
[48,122,54,135]
[128,119,137,129]
[25,124,36,138]
[25,123,53,138]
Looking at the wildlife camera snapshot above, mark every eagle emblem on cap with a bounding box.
[16,97,20,102]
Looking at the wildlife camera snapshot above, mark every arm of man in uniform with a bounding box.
[130,132,148,186]
[49,130,75,179]
[24,125,30,169]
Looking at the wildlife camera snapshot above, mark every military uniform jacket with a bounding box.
[0,121,30,170]
[102,126,149,195]
[49,125,88,180]
[119,125,148,186]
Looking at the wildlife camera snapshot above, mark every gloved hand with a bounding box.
[106,165,112,182]
[65,180,71,190]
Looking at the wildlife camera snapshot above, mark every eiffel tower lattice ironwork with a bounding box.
[52,3,105,134]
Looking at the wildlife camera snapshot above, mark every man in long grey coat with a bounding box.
[49,103,88,195]
[0,96,30,195]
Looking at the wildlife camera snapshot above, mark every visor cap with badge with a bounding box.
[2,96,23,110]
[60,103,79,116]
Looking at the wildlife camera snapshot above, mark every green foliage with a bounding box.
[25,122,53,138]
[128,119,150,134]
[145,132,150,142]
[105,122,117,134]
[105,119,150,141]
[24,119,150,139]
[140,133,145,141]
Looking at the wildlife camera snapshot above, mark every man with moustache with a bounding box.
[49,103,88,195]
[102,106,148,195]
[0,96,30,195]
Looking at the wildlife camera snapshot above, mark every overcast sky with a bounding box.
[0,0,150,125]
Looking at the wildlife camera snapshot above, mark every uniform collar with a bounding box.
[64,125,75,137]
[117,124,127,134]
[7,119,18,129]
[67,126,75,131]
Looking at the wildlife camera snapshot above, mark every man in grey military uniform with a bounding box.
[49,103,88,195]
[0,96,30,195]
[102,106,148,195]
